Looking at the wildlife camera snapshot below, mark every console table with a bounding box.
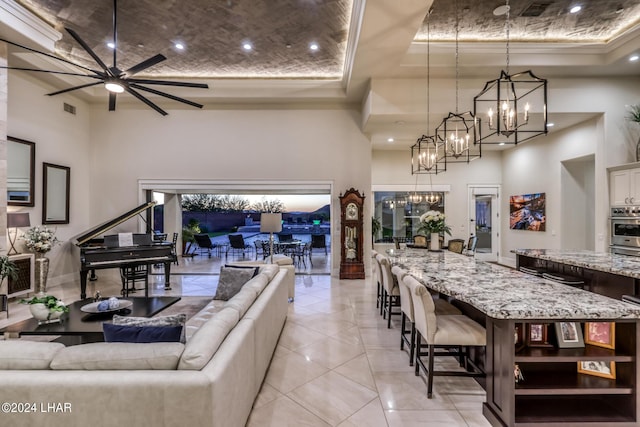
[389,248,640,427]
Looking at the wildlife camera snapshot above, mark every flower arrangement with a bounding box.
[19,295,69,314]
[417,210,452,235]
[22,225,58,253]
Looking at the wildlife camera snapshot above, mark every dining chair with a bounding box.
[465,236,478,256]
[376,253,401,328]
[447,239,466,254]
[404,274,486,398]
[413,234,427,248]
[119,264,149,297]
[372,250,383,312]
[310,234,328,255]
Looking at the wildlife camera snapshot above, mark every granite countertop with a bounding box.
[515,248,640,279]
[387,248,640,320]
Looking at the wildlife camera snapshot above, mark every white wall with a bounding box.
[501,118,598,263]
[7,72,91,281]
[561,156,595,251]
[88,106,372,275]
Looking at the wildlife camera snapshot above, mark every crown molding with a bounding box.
[0,0,60,51]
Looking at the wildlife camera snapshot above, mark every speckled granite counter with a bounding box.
[514,248,640,279]
[387,248,640,320]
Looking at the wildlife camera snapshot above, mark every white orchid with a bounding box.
[23,225,59,254]
[417,210,451,235]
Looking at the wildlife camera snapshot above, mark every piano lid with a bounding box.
[72,201,157,246]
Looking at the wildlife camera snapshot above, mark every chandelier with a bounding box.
[473,0,548,145]
[436,0,481,163]
[411,9,446,175]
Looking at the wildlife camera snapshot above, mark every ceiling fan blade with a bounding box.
[124,54,166,77]
[128,79,209,89]
[125,86,168,116]
[65,27,112,76]
[47,81,103,96]
[0,37,103,75]
[130,83,203,108]
[0,65,103,80]
[108,92,117,111]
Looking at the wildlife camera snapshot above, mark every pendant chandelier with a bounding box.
[473,0,548,145]
[411,9,445,175]
[436,0,481,163]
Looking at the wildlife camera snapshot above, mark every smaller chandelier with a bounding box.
[408,193,422,204]
[424,192,441,205]
[411,134,445,174]
[436,111,481,163]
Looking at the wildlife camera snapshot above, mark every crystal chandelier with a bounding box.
[436,0,481,163]
[473,0,548,145]
[411,9,446,175]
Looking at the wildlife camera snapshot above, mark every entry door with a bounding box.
[468,186,500,262]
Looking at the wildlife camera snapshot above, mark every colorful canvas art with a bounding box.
[509,193,546,231]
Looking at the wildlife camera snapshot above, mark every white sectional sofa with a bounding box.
[0,264,290,427]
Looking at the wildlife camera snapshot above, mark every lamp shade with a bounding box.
[260,213,282,233]
[7,212,30,228]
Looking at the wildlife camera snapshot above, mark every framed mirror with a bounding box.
[42,162,70,224]
[7,136,35,206]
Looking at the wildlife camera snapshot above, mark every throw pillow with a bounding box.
[112,313,187,343]
[224,264,260,278]
[103,323,183,343]
[214,266,256,301]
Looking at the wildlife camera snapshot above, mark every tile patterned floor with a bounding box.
[0,259,490,426]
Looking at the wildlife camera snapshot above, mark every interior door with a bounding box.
[469,186,500,262]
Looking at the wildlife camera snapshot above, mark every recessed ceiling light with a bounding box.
[242,42,253,51]
[569,5,582,13]
[175,43,185,50]
[547,122,555,127]
[499,142,505,146]
[309,42,319,51]
[493,4,510,16]
[107,42,115,49]
[387,137,394,143]
[630,55,639,62]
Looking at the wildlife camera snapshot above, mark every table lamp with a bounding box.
[7,212,30,255]
[260,213,282,264]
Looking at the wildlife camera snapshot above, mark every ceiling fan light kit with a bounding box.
[1,0,208,116]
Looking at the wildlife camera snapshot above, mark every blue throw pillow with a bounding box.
[103,323,183,343]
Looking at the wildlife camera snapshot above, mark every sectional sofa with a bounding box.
[0,263,290,427]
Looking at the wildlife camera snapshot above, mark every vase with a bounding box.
[29,303,62,324]
[34,255,50,296]
[430,233,440,251]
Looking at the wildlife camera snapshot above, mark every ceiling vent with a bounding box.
[63,102,76,115]
[520,2,553,17]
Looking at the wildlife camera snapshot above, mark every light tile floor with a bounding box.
[1,261,490,427]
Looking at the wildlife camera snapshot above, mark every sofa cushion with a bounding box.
[103,323,183,343]
[242,273,270,296]
[178,307,240,370]
[0,340,65,369]
[214,266,256,300]
[223,285,260,318]
[50,342,185,370]
[112,313,187,343]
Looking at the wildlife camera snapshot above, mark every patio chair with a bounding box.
[193,233,215,258]
[171,232,179,265]
[278,233,293,243]
[310,234,328,255]
[254,239,268,260]
[227,234,252,259]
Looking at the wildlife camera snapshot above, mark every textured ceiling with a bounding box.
[418,0,640,42]
[15,0,352,78]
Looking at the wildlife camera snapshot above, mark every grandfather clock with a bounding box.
[339,188,365,279]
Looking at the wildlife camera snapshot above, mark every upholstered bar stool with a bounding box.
[392,266,462,366]
[376,254,401,328]
[404,274,486,398]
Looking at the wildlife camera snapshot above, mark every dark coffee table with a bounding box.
[1,296,181,345]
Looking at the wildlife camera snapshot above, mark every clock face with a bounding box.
[346,202,358,220]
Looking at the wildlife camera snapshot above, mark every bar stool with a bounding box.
[377,254,401,328]
[392,266,462,366]
[404,274,486,398]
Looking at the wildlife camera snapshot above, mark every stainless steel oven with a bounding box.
[610,206,640,255]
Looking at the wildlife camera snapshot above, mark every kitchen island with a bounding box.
[388,248,640,427]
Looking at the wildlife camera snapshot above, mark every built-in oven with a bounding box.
[610,206,640,256]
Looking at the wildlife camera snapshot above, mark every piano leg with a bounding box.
[80,270,89,300]
[163,261,172,291]
[89,269,98,281]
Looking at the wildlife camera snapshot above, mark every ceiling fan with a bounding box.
[0,0,209,116]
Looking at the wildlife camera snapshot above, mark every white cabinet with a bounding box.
[610,168,640,205]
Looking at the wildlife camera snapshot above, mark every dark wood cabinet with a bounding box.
[339,188,365,279]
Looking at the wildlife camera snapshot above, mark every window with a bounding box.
[373,191,445,243]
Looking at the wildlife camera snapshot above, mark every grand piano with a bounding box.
[72,201,173,299]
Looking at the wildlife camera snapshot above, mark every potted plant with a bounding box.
[0,255,17,285]
[182,219,201,256]
[626,104,640,161]
[372,217,381,244]
[20,294,69,323]
[417,210,452,251]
